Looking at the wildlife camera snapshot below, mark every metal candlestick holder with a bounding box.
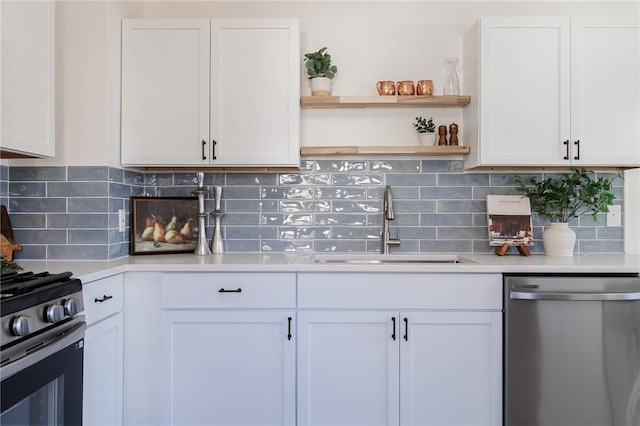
[192,173,212,256]
[210,186,224,254]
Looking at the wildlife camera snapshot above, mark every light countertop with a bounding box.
[11,252,640,283]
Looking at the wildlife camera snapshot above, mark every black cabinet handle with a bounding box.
[212,139,217,160]
[391,317,396,341]
[574,140,580,160]
[94,295,113,303]
[202,140,207,160]
[218,288,242,293]
[403,318,408,341]
[563,140,569,160]
[287,317,292,341]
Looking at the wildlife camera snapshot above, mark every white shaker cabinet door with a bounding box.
[160,310,296,426]
[210,19,300,167]
[400,312,502,426]
[297,311,400,426]
[83,313,124,426]
[570,18,640,166]
[121,20,210,166]
[477,17,571,166]
[1,0,55,158]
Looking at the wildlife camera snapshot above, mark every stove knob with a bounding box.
[45,304,64,323]
[63,298,80,316]
[10,315,32,336]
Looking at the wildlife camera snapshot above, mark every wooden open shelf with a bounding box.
[300,95,470,108]
[300,145,470,156]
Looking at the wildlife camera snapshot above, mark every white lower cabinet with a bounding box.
[297,273,503,426]
[83,274,124,426]
[399,312,502,426]
[159,273,297,426]
[120,271,502,426]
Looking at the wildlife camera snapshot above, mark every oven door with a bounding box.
[1,321,86,426]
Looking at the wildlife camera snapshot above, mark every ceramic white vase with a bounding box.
[418,133,437,146]
[310,77,332,96]
[542,222,576,256]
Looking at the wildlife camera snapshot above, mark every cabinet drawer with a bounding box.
[298,273,502,310]
[83,274,124,325]
[160,273,296,309]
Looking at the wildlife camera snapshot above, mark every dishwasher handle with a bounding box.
[510,290,640,301]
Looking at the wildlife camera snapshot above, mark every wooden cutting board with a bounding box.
[1,205,21,261]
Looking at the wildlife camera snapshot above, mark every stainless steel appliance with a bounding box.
[504,273,640,426]
[1,271,85,425]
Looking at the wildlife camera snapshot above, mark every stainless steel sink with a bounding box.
[314,255,473,264]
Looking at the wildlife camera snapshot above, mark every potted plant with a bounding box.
[413,116,436,146]
[515,168,619,256]
[304,47,338,96]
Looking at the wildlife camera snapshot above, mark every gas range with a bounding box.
[1,271,84,362]
[1,270,86,424]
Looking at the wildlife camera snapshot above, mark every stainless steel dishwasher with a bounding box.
[504,273,640,426]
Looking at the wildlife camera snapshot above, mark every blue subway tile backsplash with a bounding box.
[1,161,625,260]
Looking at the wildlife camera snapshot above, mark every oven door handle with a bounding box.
[510,290,640,301]
[1,321,86,380]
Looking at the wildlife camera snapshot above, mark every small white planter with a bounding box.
[418,133,437,146]
[310,77,332,96]
[542,222,576,256]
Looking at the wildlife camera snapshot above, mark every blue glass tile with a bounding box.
[386,174,436,186]
[9,213,47,228]
[332,174,383,186]
[225,240,261,252]
[263,187,314,200]
[48,213,109,229]
[9,183,47,197]
[280,200,330,213]
[227,173,277,186]
[69,230,109,244]
[14,245,47,260]
[371,160,420,173]
[315,213,366,226]
[437,226,487,240]
[315,160,368,172]
[420,160,463,173]
[419,187,472,199]
[279,174,331,186]
[313,240,366,253]
[419,240,473,252]
[421,213,473,226]
[10,198,66,213]
[69,198,109,212]
[48,245,109,260]
[13,229,67,244]
[438,173,489,186]
[48,182,109,197]
[9,166,66,181]
[225,226,278,239]
[261,240,312,252]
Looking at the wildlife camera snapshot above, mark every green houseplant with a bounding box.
[515,168,618,256]
[413,116,436,146]
[304,47,338,96]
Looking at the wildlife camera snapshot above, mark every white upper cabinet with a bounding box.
[1,1,55,158]
[570,18,640,166]
[121,19,300,168]
[463,17,640,169]
[121,20,210,166]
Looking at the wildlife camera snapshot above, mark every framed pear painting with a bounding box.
[130,196,200,255]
